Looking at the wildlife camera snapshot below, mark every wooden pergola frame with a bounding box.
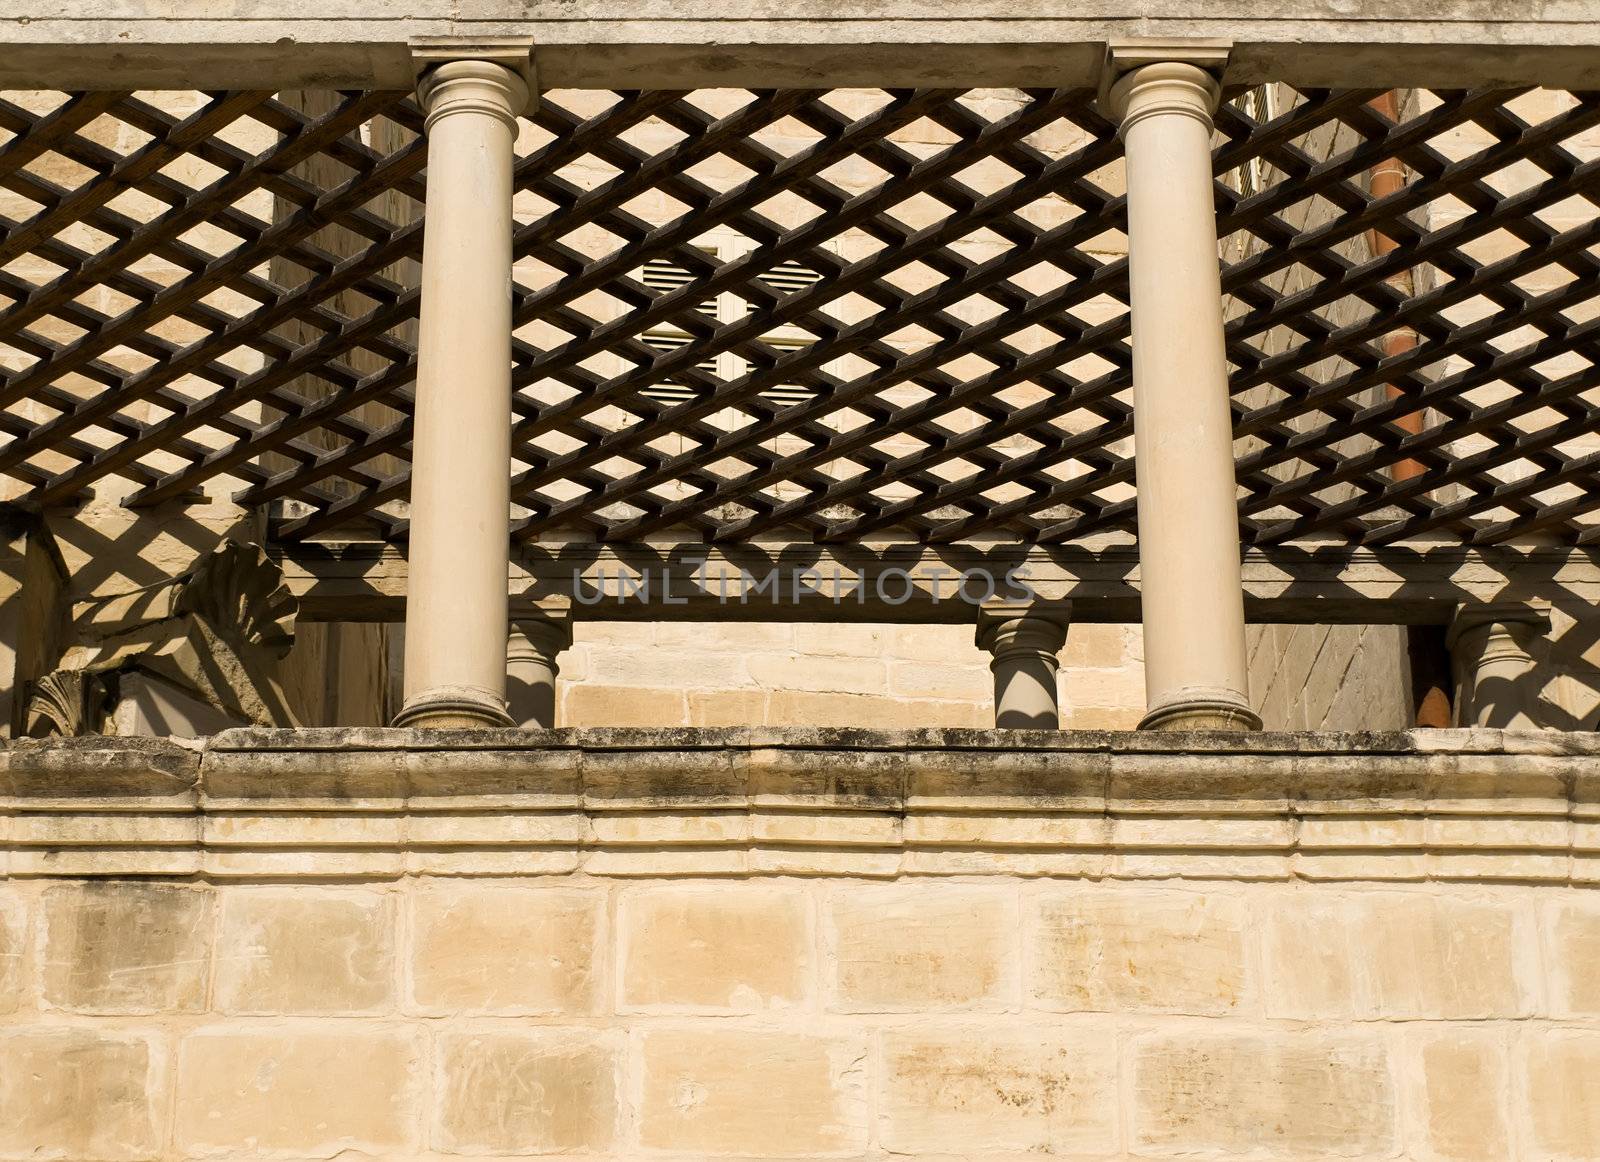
[3,83,1598,548]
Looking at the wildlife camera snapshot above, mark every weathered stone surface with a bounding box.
[637,1028,867,1155]
[433,1030,619,1154]
[1524,1032,1600,1160]
[0,1028,159,1160]
[878,1025,1117,1154]
[214,887,394,1014]
[827,885,1016,1011]
[41,881,212,1013]
[620,884,810,1010]
[1365,895,1530,1019]
[1132,1032,1396,1156]
[1030,889,1250,1014]
[1263,893,1530,1019]
[411,885,602,1014]
[0,887,24,1013]
[175,1028,419,1156]
[1413,1030,1509,1161]
[1547,899,1600,1016]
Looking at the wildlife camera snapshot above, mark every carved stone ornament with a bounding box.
[24,540,301,736]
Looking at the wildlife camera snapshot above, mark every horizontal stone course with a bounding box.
[2,728,1596,882]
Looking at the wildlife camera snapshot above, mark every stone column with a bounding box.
[1105,44,1261,732]
[976,602,1070,729]
[507,616,572,729]
[395,44,532,729]
[1447,601,1552,729]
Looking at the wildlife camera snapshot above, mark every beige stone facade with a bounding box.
[1,729,1598,1158]
[2,10,1600,1157]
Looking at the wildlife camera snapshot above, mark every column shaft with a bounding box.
[1447,602,1551,729]
[1110,60,1260,732]
[977,604,1070,729]
[396,60,528,729]
[507,618,571,729]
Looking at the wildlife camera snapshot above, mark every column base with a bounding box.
[1139,689,1262,732]
[393,684,514,729]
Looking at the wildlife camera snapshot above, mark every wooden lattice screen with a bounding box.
[1,86,1598,547]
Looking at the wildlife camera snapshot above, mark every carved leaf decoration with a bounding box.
[25,669,90,737]
[174,541,297,658]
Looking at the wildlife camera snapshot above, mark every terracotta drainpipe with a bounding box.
[1366,90,1452,728]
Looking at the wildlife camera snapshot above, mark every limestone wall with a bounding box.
[1249,622,1413,732]
[557,620,1146,730]
[1,727,1598,1159]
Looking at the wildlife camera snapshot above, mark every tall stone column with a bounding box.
[507,615,571,729]
[977,602,1070,729]
[395,43,532,729]
[1447,601,1552,729]
[1106,45,1261,732]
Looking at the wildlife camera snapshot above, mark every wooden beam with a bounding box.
[274,541,1600,625]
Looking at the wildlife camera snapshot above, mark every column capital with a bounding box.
[1100,41,1229,132]
[410,37,536,122]
[1446,599,1552,650]
[975,600,1070,660]
[1105,61,1223,133]
[1446,599,1553,729]
[510,611,573,662]
[976,600,1070,730]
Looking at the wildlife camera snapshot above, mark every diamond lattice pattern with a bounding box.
[1,85,1597,546]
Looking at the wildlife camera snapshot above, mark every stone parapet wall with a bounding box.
[1,728,1596,883]
[1,728,1598,1159]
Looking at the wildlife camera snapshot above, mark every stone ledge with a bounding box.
[0,729,1595,882]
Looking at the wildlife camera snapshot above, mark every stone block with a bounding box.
[1412,1030,1509,1161]
[1263,892,1530,1019]
[1061,663,1145,710]
[591,647,752,689]
[1547,899,1600,1016]
[214,887,394,1014]
[1030,889,1250,1014]
[827,885,1017,1011]
[564,683,685,727]
[878,1024,1117,1154]
[1363,894,1530,1019]
[1132,1031,1397,1156]
[41,881,211,1014]
[410,885,602,1015]
[891,623,977,663]
[797,622,888,657]
[748,654,887,695]
[433,1030,618,1154]
[1523,1032,1600,1160]
[0,887,24,1013]
[1060,622,1129,669]
[687,689,768,727]
[620,884,810,1011]
[637,1028,867,1155]
[1261,897,1365,1019]
[768,689,988,729]
[175,1028,419,1156]
[0,1028,159,1160]
[887,660,992,701]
